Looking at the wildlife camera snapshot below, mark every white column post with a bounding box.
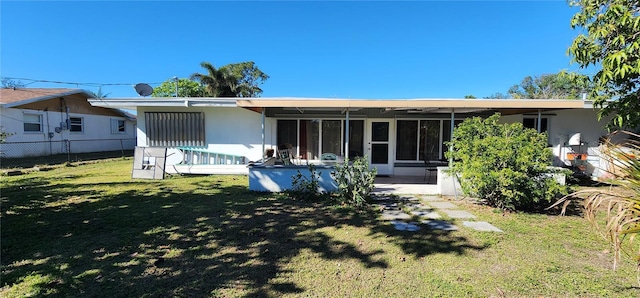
[537,109,542,133]
[261,108,266,162]
[449,109,455,167]
[345,108,350,159]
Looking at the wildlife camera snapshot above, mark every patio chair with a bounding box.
[278,148,293,165]
[320,153,338,165]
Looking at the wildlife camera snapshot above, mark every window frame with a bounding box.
[23,113,43,133]
[394,118,457,163]
[69,117,84,133]
[523,117,549,133]
[111,118,126,134]
[276,118,364,160]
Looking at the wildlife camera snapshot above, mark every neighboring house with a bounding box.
[0,88,136,158]
[88,97,613,182]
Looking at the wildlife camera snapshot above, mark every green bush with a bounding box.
[289,163,324,201]
[331,156,377,207]
[446,113,569,211]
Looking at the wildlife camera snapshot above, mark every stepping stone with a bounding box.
[462,221,503,232]
[391,220,421,231]
[371,195,393,201]
[380,210,411,220]
[428,201,458,209]
[377,202,401,210]
[420,195,442,202]
[398,195,420,202]
[404,202,426,210]
[421,220,458,231]
[411,210,441,219]
[441,209,476,219]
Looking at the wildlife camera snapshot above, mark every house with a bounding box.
[0,88,136,158]
[88,96,613,192]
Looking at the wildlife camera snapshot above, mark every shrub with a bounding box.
[446,113,569,211]
[332,156,377,207]
[288,163,324,201]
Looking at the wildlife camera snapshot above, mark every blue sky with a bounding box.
[1,1,585,99]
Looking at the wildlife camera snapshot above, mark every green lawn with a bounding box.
[1,158,638,297]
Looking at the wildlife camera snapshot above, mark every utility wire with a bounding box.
[1,76,165,87]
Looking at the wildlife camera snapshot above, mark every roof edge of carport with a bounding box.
[236,98,591,109]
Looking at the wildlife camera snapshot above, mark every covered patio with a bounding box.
[373,175,439,195]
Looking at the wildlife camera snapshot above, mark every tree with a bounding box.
[1,78,26,88]
[191,62,236,97]
[0,127,14,143]
[89,87,110,99]
[483,92,511,99]
[482,92,511,99]
[151,78,206,97]
[507,72,593,99]
[446,114,569,211]
[568,0,640,128]
[220,61,269,97]
[191,61,269,97]
[463,95,476,99]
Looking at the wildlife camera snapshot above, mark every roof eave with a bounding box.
[88,97,238,110]
[237,98,590,110]
[2,89,93,108]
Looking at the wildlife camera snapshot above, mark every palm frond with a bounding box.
[551,131,640,272]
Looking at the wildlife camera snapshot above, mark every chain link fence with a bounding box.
[0,138,136,160]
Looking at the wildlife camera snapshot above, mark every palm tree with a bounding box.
[190,62,236,97]
[89,87,110,98]
[550,131,640,274]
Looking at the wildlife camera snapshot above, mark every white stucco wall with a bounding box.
[500,109,611,179]
[1,107,136,158]
[136,106,276,166]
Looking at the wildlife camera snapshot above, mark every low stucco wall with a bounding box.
[248,165,338,192]
[437,166,567,197]
[436,167,462,196]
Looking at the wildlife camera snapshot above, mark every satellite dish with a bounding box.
[134,83,154,97]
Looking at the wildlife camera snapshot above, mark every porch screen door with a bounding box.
[368,120,393,175]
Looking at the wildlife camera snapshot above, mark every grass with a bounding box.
[1,158,639,297]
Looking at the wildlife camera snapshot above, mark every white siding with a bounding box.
[0,106,136,158]
[137,106,276,166]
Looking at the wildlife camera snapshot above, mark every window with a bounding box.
[111,119,126,134]
[396,119,461,162]
[420,120,440,161]
[344,120,364,159]
[442,119,463,160]
[523,117,548,133]
[396,120,418,160]
[145,112,205,147]
[276,119,364,160]
[277,120,298,151]
[23,113,42,132]
[70,117,83,132]
[322,120,341,155]
[299,120,320,159]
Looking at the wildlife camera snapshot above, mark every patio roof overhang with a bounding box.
[236,98,592,115]
[88,97,596,115]
[237,98,587,109]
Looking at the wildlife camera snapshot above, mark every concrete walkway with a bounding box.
[373,176,438,195]
[372,194,502,233]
